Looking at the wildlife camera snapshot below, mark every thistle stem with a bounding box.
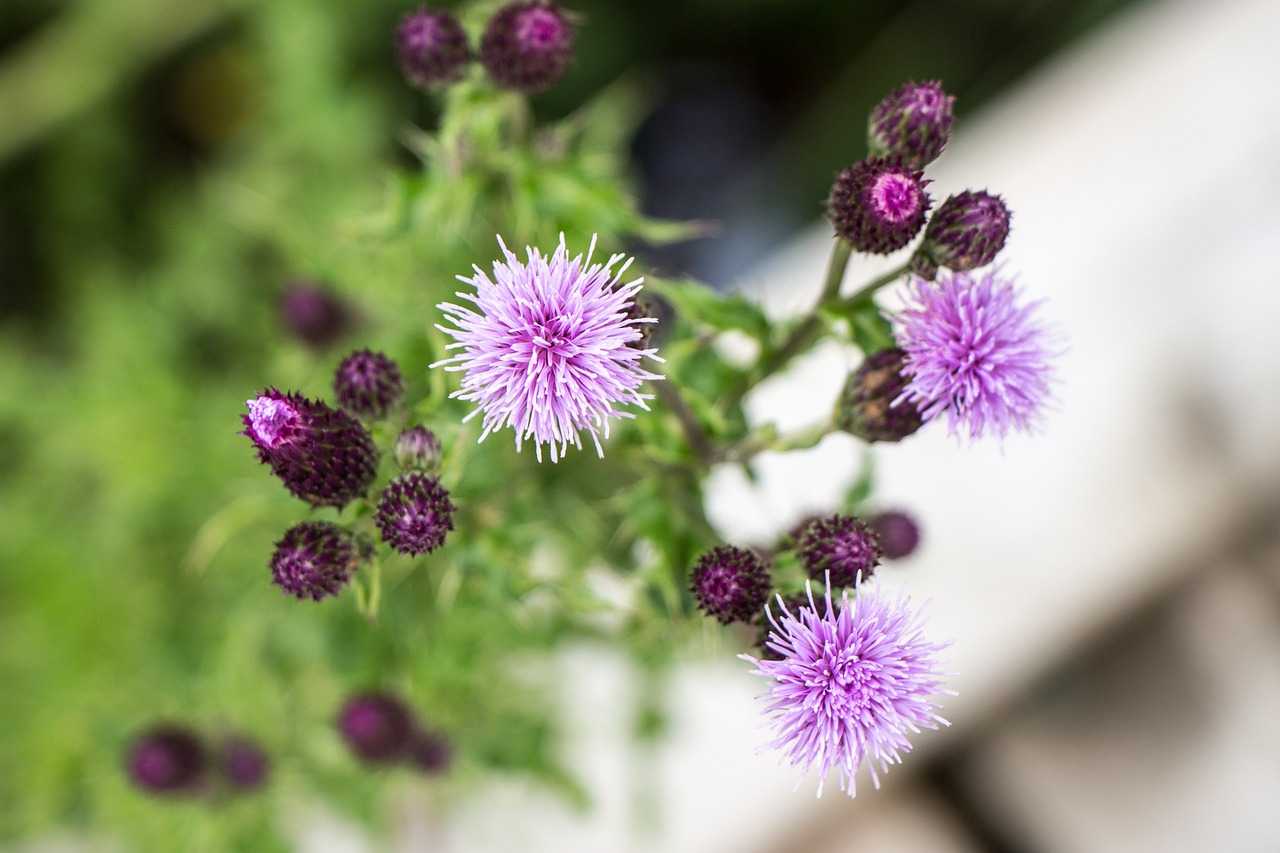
[653,379,715,467]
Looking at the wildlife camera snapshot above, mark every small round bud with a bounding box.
[333,349,405,421]
[219,735,270,792]
[279,282,355,351]
[376,472,455,556]
[868,80,955,170]
[242,389,379,508]
[871,510,921,560]
[690,545,772,625]
[480,2,575,94]
[828,158,931,254]
[835,347,924,443]
[126,725,207,795]
[270,521,360,601]
[409,728,453,774]
[338,693,415,764]
[396,8,471,91]
[795,514,882,587]
[394,426,443,472]
[913,190,1011,278]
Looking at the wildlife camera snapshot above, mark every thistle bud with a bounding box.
[912,190,1011,279]
[338,693,416,765]
[396,8,472,91]
[126,726,207,795]
[409,728,453,774]
[835,347,924,443]
[795,514,882,588]
[868,80,955,170]
[270,521,361,601]
[690,545,772,625]
[394,426,442,472]
[333,349,405,421]
[376,472,455,556]
[218,734,270,792]
[480,2,575,94]
[279,282,355,351]
[828,158,931,254]
[871,510,921,560]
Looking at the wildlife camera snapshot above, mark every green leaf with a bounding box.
[845,302,896,355]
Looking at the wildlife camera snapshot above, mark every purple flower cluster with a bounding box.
[689,545,772,625]
[745,580,951,797]
[435,235,661,462]
[795,514,882,587]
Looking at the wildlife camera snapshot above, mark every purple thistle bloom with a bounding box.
[828,159,931,255]
[333,349,405,421]
[396,8,472,91]
[480,1,575,94]
[434,235,662,462]
[242,389,379,508]
[375,472,455,556]
[895,270,1057,441]
[690,545,773,625]
[270,521,360,601]
[126,725,207,795]
[868,80,955,170]
[743,579,952,797]
[795,514,882,587]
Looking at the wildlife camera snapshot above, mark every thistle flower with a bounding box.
[828,159,931,254]
[690,545,772,625]
[333,349,405,421]
[835,347,924,443]
[868,80,955,170]
[409,728,453,774]
[872,511,920,560]
[338,693,416,765]
[126,726,207,795]
[279,282,355,350]
[480,1,575,94]
[394,425,442,472]
[396,8,472,91]
[218,735,270,792]
[896,270,1057,441]
[434,234,661,462]
[270,521,360,601]
[912,190,1011,279]
[241,389,378,508]
[744,579,951,797]
[375,472,455,556]
[795,514,882,587]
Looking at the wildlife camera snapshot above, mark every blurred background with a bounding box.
[5,0,1280,850]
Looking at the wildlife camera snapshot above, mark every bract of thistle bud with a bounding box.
[913,190,1011,277]
[689,545,773,625]
[867,80,955,170]
[338,693,416,764]
[242,389,378,508]
[835,348,924,443]
[795,514,882,588]
[333,349,405,421]
[376,472,455,556]
[480,1,575,94]
[394,426,443,472]
[396,8,472,91]
[270,521,361,601]
[126,725,207,795]
[827,159,931,255]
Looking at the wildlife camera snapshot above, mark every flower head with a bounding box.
[871,510,921,560]
[795,514,882,587]
[744,579,951,797]
[913,190,1011,279]
[396,8,472,91]
[480,1,575,94]
[218,734,270,792]
[375,472,455,556]
[868,80,955,170]
[126,725,207,795]
[690,545,773,625]
[409,728,453,774]
[270,521,360,601]
[333,349,405,420]
[828,159,931,254]
[338,693,416,764]
[394,425,443,472]
[895,270,1057,441]
[434,235,661,462]
[835,347,924,443]
[279,281,356,350]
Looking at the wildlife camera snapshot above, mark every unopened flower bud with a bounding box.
[871,510,921,560]
[396,8,472,91]
[409,728,453,774]
[279,282,355,351]
[480,2,575,94]
[835,347,924,443]
[394,426,442,472]
[828,158,931,254]
[376,472,455,556]
[126,725,206,795]
[868,80,955,169]
[270,521,361,601]
[795,514,882,587]
[338,693,415,765]
[912,190,1011,278]
[333,349,405,421]
[690,545,772,625]
[219,734,270,792]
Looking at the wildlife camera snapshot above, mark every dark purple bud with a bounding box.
[394,426,442,472]
[242,388,378,508]
[126,725,206,795]
[219,734,270,792]
[375,472,455,556]
[279,282,356,351]
[835,347,924,443]
[396,8,472,91]
[480,2,575,94]
[270,521,360,601]
[795,514,882,588]
[868,80,955,170]
[690,545,772,625]
[338,693,415,764]
[912,190,1011,278]
[828,158,931,254]
[334,349,405,421]
[871,510,921,560]
[409,728,453,774]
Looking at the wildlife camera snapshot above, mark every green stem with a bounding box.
[716,419,834,465]
[833,261,910,313]
[653,379,715,468]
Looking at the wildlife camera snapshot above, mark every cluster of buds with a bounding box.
[337,692,452,774]
[126,725,269,797]
[243,351,455,602]
[397,2,576,94]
